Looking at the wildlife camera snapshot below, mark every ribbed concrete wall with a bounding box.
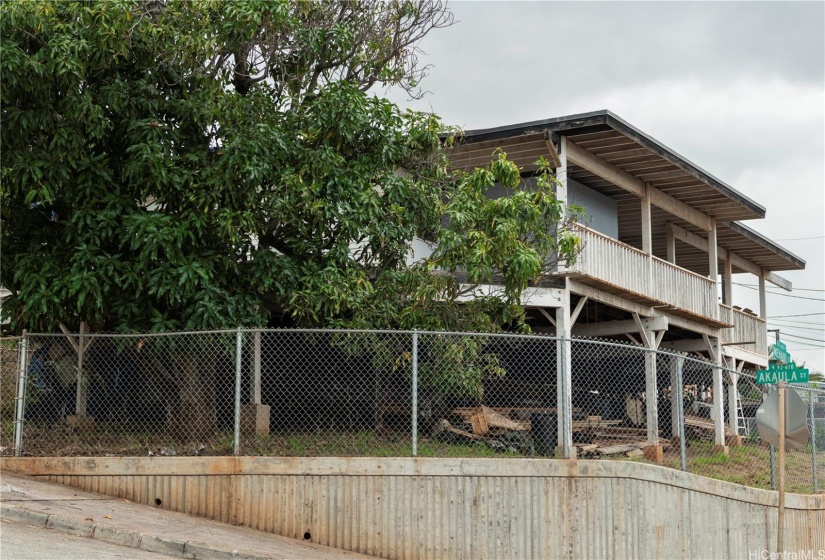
[2,457,823,560]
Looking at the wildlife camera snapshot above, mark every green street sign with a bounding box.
[771,341,791,364]
[756,363,809,384]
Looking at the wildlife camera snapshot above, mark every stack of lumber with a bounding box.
[575,425,672,457]
[685,414,733,439]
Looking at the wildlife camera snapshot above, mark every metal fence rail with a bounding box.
[2,328,821,493]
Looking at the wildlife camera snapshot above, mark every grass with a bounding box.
[6,421,820,494]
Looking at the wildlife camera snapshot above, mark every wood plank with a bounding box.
[597,442,646,455]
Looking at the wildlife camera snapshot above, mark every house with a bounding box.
[446,110,806,458]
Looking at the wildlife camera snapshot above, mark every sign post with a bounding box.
[777,381,785,555]
[756,363,810,557]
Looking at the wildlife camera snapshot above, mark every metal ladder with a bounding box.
[734,386,748,436]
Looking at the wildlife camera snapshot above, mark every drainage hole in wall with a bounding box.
[303,532,311,541]
[155,498,162,507]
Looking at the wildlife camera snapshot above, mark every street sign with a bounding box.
[756,363,809,384]
[755,387,810,450]
[771,340,791,364]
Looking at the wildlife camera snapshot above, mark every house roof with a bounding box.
[448,109,766,222]
[447,110,805,274]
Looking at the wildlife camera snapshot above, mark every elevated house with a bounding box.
[445,110,806,458]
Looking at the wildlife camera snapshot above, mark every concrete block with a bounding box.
[643,445,664,464]
[713,444,730,456]
[93,524,142,549]
[554,445,578,459]
[241,404,270,435]
[140,535,186,556]
[46,515,95,537]
[1,506,50,527]
[183,541,266,559]
[726,435,743,447]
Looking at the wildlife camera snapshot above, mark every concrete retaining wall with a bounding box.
[2,457,823,559]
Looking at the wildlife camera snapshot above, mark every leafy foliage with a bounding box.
[2,1,583,398]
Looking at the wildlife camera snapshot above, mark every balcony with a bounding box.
[567,225,727,327]
[719,304,768,359]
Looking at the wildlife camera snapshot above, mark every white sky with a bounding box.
[387,1,825,372]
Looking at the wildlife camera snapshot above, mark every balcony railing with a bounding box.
[719,305,768,357]
[568,225,719,323]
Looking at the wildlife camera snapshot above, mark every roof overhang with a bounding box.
[447,110,766,223]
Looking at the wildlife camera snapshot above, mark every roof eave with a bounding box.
[726,221,806,271]
[457,110,767,221]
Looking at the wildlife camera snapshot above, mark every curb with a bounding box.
[0,505,270,560]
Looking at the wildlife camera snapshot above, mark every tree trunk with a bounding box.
[168,353,217,442]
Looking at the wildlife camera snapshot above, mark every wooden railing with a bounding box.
[719,305,768,357]
[569,225,718,321]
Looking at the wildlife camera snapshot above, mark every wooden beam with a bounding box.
[566,141,712,231]
[544,131,563,169]
[566,140,645,197]
[667,223,793,291]
[58,323,80,353]
[573,316,668,338]
[661,338,708,353]
[702,334,718,363]
[765,271,792,292]
[632,312,652,348]
[538,307,556,327]
[647,187,713,231]
[570,296,588,326]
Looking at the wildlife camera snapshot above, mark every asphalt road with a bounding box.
[0,519,178,560]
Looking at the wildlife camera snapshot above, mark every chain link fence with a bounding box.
[1,337,20,454]
[2,329,820,493]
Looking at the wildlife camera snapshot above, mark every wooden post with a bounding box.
[777,381,786,555]
[555,279,574,458]
[666,224,676,264]
[634,313,664,463]
[641,188,652,255]
[759,270,767,319]
[75,321,89,417]
[555,136,568,273]
[241,330,269,435]
[252,331,262,405]
[723,257,733,305]
[706,335,728,453]
[670,355,680,444]
[726,358,742,446]
[708,218,719,313]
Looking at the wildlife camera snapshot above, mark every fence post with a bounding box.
[411,330,418,457]
[770,444,776,490]
[234,328,242,456]
[676,354,687,472]
[811,389,818,492]
[13,331,29,457]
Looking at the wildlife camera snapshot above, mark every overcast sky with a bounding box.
[388,1,825,372]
